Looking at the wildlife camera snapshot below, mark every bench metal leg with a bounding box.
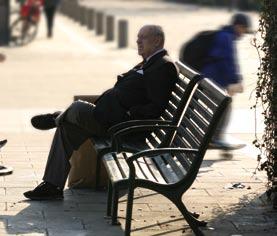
[95,154,102,190]
[125,186,135,236]
[106,181,113,217]
[111,188,120,225]
[174,199,206,235]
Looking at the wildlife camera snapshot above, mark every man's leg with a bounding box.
[42,122,88,189]
[24,101,106,199]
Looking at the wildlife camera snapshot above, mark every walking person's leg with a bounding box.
[44,6,56,38]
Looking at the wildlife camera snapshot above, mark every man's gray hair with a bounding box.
[147,25,165,46]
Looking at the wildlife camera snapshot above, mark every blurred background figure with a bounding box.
[43,0,60,38]
[180,13,252,150]
[202,13,251,149]
[0,53,13,176]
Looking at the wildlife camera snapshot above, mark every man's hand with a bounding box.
[0,53,6,63]
[227,83,244,96]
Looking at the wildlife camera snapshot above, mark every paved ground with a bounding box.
[0,0,276,235]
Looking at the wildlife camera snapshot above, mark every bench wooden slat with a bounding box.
[176,153,193,172]
[169,93,181,107]
[124,153,146,179]
[103,153,124,182]
[173,133,192,148]
[183,116,204,144]
[174,85,185,98]
[194,89,217,112]
[146,133,162,148]
[163,154,187,180]
[115,153,129,179]
[153,129,166,143]
[186,107,208,133]
[177,124,200,148]
[198,79,226,104]
[143,157,167,184]
[161,110,173,120]
[136,158,158,182]
[153,156,179,184]
[190,97,213,122]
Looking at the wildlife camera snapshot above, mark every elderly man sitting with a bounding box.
[24,24,178,200]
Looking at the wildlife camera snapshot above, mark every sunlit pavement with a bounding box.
[0,1,275,235]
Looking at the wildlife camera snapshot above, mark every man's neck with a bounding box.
[145,48,165,62]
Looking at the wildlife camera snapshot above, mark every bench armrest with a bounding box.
[108,119,172,135]
[126,147,199,163]
[111,125,178,152]
[125,147,199,178]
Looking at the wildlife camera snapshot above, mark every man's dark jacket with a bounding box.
[93,50,178,129]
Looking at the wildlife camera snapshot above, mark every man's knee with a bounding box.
[64,101,83,124]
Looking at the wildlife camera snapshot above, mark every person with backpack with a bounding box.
[180,13,251,149]
[43,0,60,38]
[202,13,251,149]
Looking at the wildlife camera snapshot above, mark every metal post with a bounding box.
[0,0,10,45]
[87,9,95,30]
[106,15,115,41]
[118,20,128,48]
[96,12,104,35]
[80,6,86,26]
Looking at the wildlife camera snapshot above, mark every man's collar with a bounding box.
[134,49,167,70]
[145,48,165,62]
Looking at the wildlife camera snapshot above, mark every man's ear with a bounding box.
[154,37,162,48]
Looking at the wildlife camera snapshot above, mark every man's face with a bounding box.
[137,26,159,59]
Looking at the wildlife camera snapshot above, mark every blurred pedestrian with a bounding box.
[0,53,13,175]
[201,13,252,149]
[43,0,60,38]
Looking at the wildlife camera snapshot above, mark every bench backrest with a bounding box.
[145,61,202,148]
[152,78,231,189]
[162,61,201,125]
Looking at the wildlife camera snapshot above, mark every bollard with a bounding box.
[118,20,128,48]
[84,8,91,28]
[96,12,104,35]
[87,8,95,30]
[74,4,80,22]
[0,0,10,45]
[76,5,82,23]
[105,15,114,41]
[80,6,86,26]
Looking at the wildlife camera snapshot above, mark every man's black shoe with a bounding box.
[0,165,13,176]
[23,182,63,200]
[0,139,7,149]
[31,111,61,130]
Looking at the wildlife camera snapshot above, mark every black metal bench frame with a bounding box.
[102,78,231,236]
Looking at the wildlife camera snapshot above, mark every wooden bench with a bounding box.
[102,78,231,236]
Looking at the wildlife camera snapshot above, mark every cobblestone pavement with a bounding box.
[0,0,276,235]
